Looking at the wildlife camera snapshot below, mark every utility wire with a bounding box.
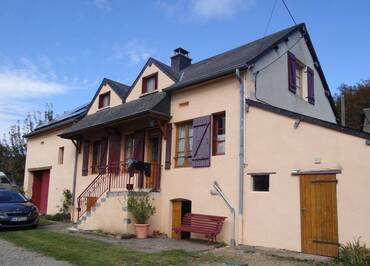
[281,0,297,25]
[263,0,278,37]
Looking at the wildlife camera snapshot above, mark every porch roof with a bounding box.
[60,92,170,139]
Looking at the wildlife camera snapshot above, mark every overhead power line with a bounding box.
[281,0,297,25]
[263,0,278,37]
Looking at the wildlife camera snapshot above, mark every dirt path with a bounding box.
[0,239,72,266]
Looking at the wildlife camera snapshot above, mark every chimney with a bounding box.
[171,48,192,72]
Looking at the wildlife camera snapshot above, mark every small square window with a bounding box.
[98,92,110,109]
[252,175,269,192]
[142,73,158,94]
[58,147,64,164]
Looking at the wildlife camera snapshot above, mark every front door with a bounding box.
[32,170,50,214]
[300,174,339,257]
[147,130,161,188]
[171,200,191,240]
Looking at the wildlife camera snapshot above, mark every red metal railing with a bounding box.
[77,162,161,220]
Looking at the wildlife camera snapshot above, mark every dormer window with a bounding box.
[98,92,110,109]
[142,72,158,94]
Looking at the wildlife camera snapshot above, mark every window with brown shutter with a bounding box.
[91,139,108,174]
[212,112,225,156]
[82,142,90,176]
[165,123,172,169]
[192,115,211,167]
[142,72,158,94]
[98,92,110,109]
[288,52,297,93]
[58,147,64,164]
[175,122,193,167]
[124,134,135,161]
[307,66,315,105]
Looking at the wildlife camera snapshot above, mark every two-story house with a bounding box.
[24,23,370,257]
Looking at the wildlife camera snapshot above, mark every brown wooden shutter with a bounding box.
[142,78,147,94]
[192,115,211,168]
[82,142,90,176]
[288,52,296,93]
[99,139,108,174]
[165,123,172,170]
[307,66,315,105]
[98,95,103,109]
[108,135,121,173]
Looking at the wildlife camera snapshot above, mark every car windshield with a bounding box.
[0,190,27,203]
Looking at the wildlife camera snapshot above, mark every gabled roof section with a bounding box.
[86,78,131,113]
[161,23,338,122]
[60,92,170,139]
[130,57,181,89]
[24,103,88,138]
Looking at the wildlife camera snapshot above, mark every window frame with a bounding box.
[295,60,306,100]
[251,174,270,192]
[142,72,158,94]
[212,112,226,156]
[98,91,111,109]
[124,134,135,162]
[58,147,64,164]
[92,141,102,174]
[174,121,193,168]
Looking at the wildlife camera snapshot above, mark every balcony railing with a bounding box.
[77,162,161,220]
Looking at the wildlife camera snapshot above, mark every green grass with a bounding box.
[0,229,231,266]
[38,217,54,226]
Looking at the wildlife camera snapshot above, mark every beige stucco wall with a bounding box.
[87,83,123,115]
[244,106,370,251]
[24,127,77,214]
[125,63,175,102]
[157,75,242,243]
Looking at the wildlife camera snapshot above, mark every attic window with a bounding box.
[98,92,110,109]
[142,73,158,94]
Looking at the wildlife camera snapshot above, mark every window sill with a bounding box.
[97,106,110,112]
[140,90,158,98]
[212,152,225,156]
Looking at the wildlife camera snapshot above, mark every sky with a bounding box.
[0,0,369,136]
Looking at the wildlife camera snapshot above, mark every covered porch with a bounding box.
[60,92,170,219]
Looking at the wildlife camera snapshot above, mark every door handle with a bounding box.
[301,208,307,214]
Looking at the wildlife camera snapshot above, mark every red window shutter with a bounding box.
[165,123,172,170]
[307,66,315,105]
[108,135,121,173]
[98,95,103,109]
[192,115,211,168]
[99,139,108,174]
[82,142,90,176]
[288,52,297,93]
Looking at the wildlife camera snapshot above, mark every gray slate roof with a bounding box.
[104,78,131,100]
[24,103,88,138]
[60,92,170,138]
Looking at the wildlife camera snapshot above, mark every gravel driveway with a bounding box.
[0,239,72,266]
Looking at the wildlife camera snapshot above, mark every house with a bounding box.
[363,108,370,133]
[24,23,370,257]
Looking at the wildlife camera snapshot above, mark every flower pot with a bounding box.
[134,224,149,239]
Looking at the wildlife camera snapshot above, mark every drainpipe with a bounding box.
[211,181,236,247]
[71,141,79,221]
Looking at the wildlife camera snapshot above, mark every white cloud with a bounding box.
[110,40,152,64]
[94,0,112,11]
[158,0,254,20]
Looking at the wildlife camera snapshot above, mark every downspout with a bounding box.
[71,141,79,221]
[211,181,236,247]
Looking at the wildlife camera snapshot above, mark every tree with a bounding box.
[0,104,54,185]
[334,80,370,130]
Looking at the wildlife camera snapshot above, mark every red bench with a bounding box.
[173,213,227,243]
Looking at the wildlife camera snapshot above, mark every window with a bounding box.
[142,73,158,94]
[252,175,270,192]
[92,140,107,173]
[175,122,193,167]
[98,92,110,109]
[125,134,135,161]
[213,113,225,155]
[58,147,64,164]
[295,61,305,99]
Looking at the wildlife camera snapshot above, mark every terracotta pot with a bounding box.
[134,224,149,239]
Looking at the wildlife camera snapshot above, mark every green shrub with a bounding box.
[338,237,370,265]
[127,191,155,224]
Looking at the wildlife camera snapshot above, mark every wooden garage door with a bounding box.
[300,174,339,257]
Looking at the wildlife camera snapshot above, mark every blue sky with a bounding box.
[0,0,369,135]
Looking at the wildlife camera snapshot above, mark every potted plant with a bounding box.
[127,191,156,239]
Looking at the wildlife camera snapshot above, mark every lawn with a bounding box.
[0,229,232,266]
